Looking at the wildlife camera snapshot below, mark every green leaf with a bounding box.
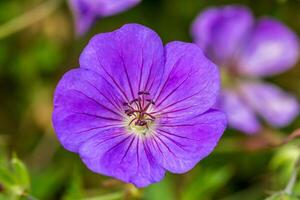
[0,166,15,189]
[62,168,84,200]
[11,154,30,190]
[144,175,174,200]
[31,165,69,199]
[182,165,234,200]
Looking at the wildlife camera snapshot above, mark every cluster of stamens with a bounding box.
[123,91,156,131]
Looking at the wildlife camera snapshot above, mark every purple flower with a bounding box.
[52,24,226,187]
[68,0,141,35]
[191,5,300,134]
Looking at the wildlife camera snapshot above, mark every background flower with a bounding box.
[191,5,300,134]
[69,0,141,35]
[52,24,226,187]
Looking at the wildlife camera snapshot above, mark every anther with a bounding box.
[146,99,155,105]
[138,91,150,95]
[130,98,138,105]
[143,112,155,120]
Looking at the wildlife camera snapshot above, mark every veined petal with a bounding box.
[52,69,125,152]
[153,42,219,119]
[79,24,165,102]
[240,81,299,127]
[237,18,299,77]
[79,128,165,187]
[221,90,261,134]
[191,5,253,65]
[147,109,226,173]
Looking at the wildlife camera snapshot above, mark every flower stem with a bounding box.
[82,192,124,200]
[284,155,300,195]
[284,169,298,195]
[0,0,62,39]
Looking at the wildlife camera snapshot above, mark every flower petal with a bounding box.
[240,81,299,127]
[79,128,165,187]
[237,18,299,76]
[147,109,226,173]
[68,0,96,36]
[80,23,165,102]
[153,42,219,119]
[93,0,141,17]
[191,5,253,65]
[52,68,125,152]
[221,90,261,134]
[69,0,141,35]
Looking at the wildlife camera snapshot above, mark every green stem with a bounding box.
[284,155,300,195]
[284,169,298,195]
[82,192,124,200]
[0,0,62,39]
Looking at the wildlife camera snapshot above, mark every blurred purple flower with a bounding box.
[52,24,226,187]
[191,5,300,134]
[68,0,141,35]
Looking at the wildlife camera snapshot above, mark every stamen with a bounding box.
[130,98,138,105]
[128,118,136,126]
[124,91,156,131]
[146,99,155,105]
[143,112,156,120]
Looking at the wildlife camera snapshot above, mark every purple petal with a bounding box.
[68,0,97,36]
[191,5,253,65]
[93,0,141,17]
[240,81,299,127]
[147,109,226,173]
[52,69,125,152]
[69,0,141,35]
[237,18,299,76]
[221,90,261,134]
[79,128,165,187]
[153,42,220,120]
[79,24,165,101]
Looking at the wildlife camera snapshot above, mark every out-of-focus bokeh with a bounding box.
[0,0,300,199]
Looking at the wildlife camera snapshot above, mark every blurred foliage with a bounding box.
[0,152,31,200]
[0,0,300,199]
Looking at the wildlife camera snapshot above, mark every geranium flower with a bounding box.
[191,5,299,134]
[52,24,226,187]
[68,0,141,35]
